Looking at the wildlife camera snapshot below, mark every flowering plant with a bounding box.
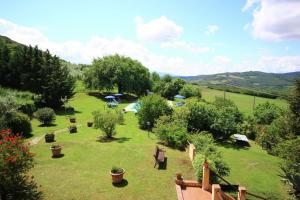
[0,129,41,199]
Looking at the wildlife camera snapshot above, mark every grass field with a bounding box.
[28,91,290,200]
[200,86,288,115]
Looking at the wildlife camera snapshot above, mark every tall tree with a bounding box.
[289,76,300,135]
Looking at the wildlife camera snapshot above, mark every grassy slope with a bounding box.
[30,93,194,200]
[200,86,288,115]
[29,90,289,199]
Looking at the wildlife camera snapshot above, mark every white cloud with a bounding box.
[213,56,231,64]
[161,41,211,54]
[243,0,300,41]
[135,16,183,43]
[256,55,300,72]
[205,25,219,35]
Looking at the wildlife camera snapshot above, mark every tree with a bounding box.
[289,76,300,135]
[93,109,118,138]
[179,84,202,99]
[253,102,282,125]
[84,54,151,96]
[137,94,173,129]
[160,78,185,100]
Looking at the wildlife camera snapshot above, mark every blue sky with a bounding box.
[1,0,300,75]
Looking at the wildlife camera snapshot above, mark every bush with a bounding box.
[160,78,185,100]
[115,109,125,125]
[254,102,282,125]
[34,107,56,125]
[154,115,188,150]
[6,112,32,137]
[179,84,202,99]
[186,101,217,132]
[0,129,42,199]
[19,102,36,120]
[93,109,118,138]
[237,116,257,140]
[137,94,173,129]
[189,132,217,156]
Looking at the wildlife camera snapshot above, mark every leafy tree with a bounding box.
[186,101,217,132]
[160,78,185,100]
[6,112,32,137]
[0,129,42,200]
[93,109,118,138]
[137,94,172,129]
[289,76,300,135]
[84,54,151,95]
[179,84,202,99]
[237,116,257,140]
[154,115,188,150]
[253,102,282,125]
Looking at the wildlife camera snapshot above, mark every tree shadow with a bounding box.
[38,123,57,127]
[158,157,168,170]
[96,136,131,143]
[52,154,65,159]
[112,179,128,188]
[217,139,250,151]
[87,91,138,103]
[23,133,34,139]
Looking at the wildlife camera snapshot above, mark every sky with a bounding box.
[1,0,300,75]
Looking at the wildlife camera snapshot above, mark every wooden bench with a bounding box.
[153,146,166,168]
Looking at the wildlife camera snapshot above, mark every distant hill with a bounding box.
[181,71,300,97]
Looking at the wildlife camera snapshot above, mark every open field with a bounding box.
[200,86,288,115]
[28,92,290,200]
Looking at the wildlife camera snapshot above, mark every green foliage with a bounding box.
[115,109,125,125]
[237,116,257,140]
[254,102,282,125]
[186,101,217,132]
[137,94,172,129]
[154,115,188,150]
[289,76,300,135]
[0,40,75,108]
[179,84,202,99]
[0,129,42,200]
[34,107,56,125]
[93,109,118,138]
[84,54,151,95]
[18,102,36,120]
[160,78,185,100]
[191,133,230,182]
[6,112,32,136]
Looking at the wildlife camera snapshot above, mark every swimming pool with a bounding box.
[124,102,141,113]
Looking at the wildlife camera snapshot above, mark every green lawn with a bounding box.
[200,86,288,115]
[28,92,290,199]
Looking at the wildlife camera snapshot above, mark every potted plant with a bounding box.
[45,133,55,143]
[87,121,93,127]
[69,117,76,123]
[50,144,62,157]
[69,124,77,133]
[110,167,125,184]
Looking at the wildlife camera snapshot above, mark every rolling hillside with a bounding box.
[181,71,300,97]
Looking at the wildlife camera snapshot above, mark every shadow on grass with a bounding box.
[23,133,34,139]
[87,91,138,103]
[52,154,65,159]
[217,139,250,151]
[56,110,82,116]
[97,136,131,143]
[38,123,57,127]
[158,157,168,170]
[112,179,128,188]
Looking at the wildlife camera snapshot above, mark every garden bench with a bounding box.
[153,146,166,168]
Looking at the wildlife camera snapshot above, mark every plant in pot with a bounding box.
[69,116,76,123]
[45,133,55,143]
[110,167,125,184]
[87,121,93,127]
[50,144,62,157]
[69,124,77,133]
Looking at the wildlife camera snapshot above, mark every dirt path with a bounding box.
[28,124,82,146]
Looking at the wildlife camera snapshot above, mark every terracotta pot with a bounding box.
[69,126,77,133]
[69,118,76,123]
[110,169,125,183]
[87,122,93,127]
[45,134,55,143]
[50,146,62,157]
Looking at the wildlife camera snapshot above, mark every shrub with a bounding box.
[179,84,202,99]
[18,102,36,120]
[254,102,282,125]
[160,78,185,100]
[193,153,230,183]
[237,116,257,140]
[186,101,217,132]
[115,109,125,125]
[0,129,42,199]
[34,107,56,125]
[137,94,172,129]
[6,112,32,137]
[93,109,118,138]
[189,132,217,156]
[154,115,188,150]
